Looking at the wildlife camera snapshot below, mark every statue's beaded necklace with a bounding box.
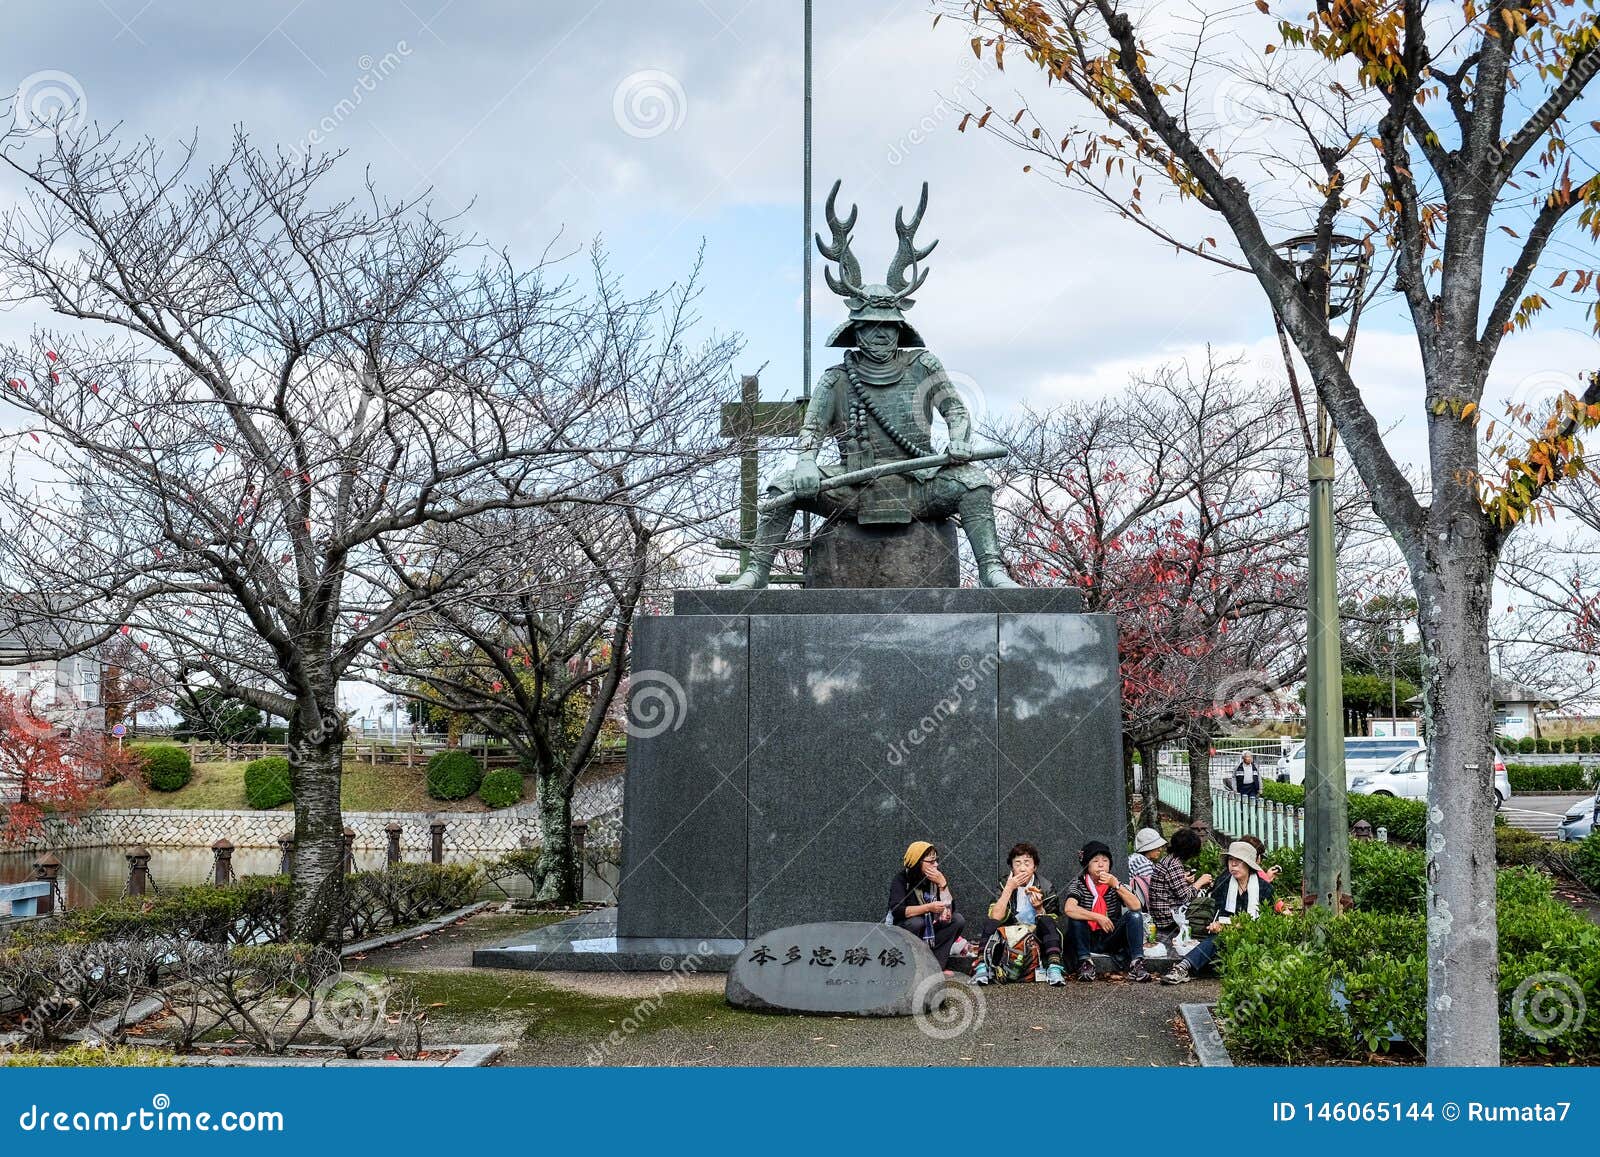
[843,352,932,459]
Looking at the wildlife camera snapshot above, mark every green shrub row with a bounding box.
[1505,762,1596,792]
[1496,734,1600,755]
[1260,780,1441,845]
[244,756,293,809]
[6,863,482,949]
[1217,859,1600,1063]
[140,745,192,792]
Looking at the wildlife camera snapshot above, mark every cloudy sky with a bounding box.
[3,0,1596,458]
[3,1,1597,715]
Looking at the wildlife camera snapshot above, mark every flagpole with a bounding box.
[800,0,813,560]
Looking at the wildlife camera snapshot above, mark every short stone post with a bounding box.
[31,853,61,915]
[429,819,446,865]
[277,833,295,875]
[342,826,357,874]
[385,822,403,866]
[126,846,151,897]
[211,838,235,885]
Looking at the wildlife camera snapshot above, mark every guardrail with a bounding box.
[0,878,58,925]
[1154,771,1305,852]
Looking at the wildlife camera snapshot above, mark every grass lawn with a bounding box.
[103,759,496,813]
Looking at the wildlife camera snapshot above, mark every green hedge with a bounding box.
[244,756,294,809]
[1261,780,1436,845]
[1506,762,1593,792]
[425,750,483,801]
[1573,833,1600,894]
[478,768,524,809]
[1218,865,1600,1063]
[140,745,192,792]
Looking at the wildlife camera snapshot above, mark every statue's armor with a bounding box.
[796,350,990,525]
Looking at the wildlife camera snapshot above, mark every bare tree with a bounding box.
[363,299,732,904]
[953,0,1600,1064]
[0,122,737,945]
[997,355,1378,831]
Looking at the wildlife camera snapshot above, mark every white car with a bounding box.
[1276,736,1426,785]
[1348,749,1514,809]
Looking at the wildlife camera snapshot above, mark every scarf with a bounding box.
[1084,873,1110,922]
[1224,873,1261,918]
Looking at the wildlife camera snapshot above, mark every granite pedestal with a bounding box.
[805,519,960,588]
[474,585,1125,973]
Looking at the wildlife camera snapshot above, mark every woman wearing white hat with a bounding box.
[1161,839,1276,985]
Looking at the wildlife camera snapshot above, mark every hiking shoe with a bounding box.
[1126,958,1152,983]
[1161,961,1193,986]
[1076,959,1098,982]
[1046,963,1066,986]
[973,963,993,986]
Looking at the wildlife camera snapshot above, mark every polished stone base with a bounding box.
[475,587,1125,973]
[805,519,959,588]
[470,908,741,972]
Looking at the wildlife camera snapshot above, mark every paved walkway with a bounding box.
[353,907,1216,1067]
[1501,794,1590,839]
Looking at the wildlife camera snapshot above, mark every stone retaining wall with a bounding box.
[7,807,541,854]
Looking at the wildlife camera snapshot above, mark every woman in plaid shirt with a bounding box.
[1146,827,1214,949]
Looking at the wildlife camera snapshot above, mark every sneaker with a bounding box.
[1161,961,1193,986]
[973,963,993,986]
[1076,959,1098,982]
[1127,958,1152,983]
[1046,963,1066,986]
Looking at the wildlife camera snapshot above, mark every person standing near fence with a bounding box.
[1232,751,1261,797]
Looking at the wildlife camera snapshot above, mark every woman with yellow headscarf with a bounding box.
[887,840,965,972]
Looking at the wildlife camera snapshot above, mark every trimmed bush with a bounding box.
[140,744,192,792]
[1573,832,1600,895]
[425,750,483,801]
[478,767,524,809]
[1517,736,1537,754]
[244,756,294,809]
[1261,780,1434,845]
[1219,868,1600,1063]
[1507,762,1587,792]
[1578,736,1593,754]
[1535,737,1552,754]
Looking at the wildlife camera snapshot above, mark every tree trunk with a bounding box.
[1137,740,1162,832]
[1187,728,1214,831]
[533,768,578,904]
[286,703,346,948]
[1416,553,1501,1066]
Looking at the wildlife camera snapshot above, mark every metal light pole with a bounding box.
[1386,622,1401,727]
[1273,231,1370,909]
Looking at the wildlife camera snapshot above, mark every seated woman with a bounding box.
[888,841,966,973]
[972,841,1066,986]
[1062,840,1152,983]
[1145,826,1214,950]
[1162,840,1276,985]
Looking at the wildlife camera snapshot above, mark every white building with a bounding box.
[0,626,104,733]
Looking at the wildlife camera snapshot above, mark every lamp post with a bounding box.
[1272,230,1371,910]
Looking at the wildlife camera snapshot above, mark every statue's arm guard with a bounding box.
[797,368,842,456]
[920,352,971,446]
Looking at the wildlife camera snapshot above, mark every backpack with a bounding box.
[982,922,1041,983]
